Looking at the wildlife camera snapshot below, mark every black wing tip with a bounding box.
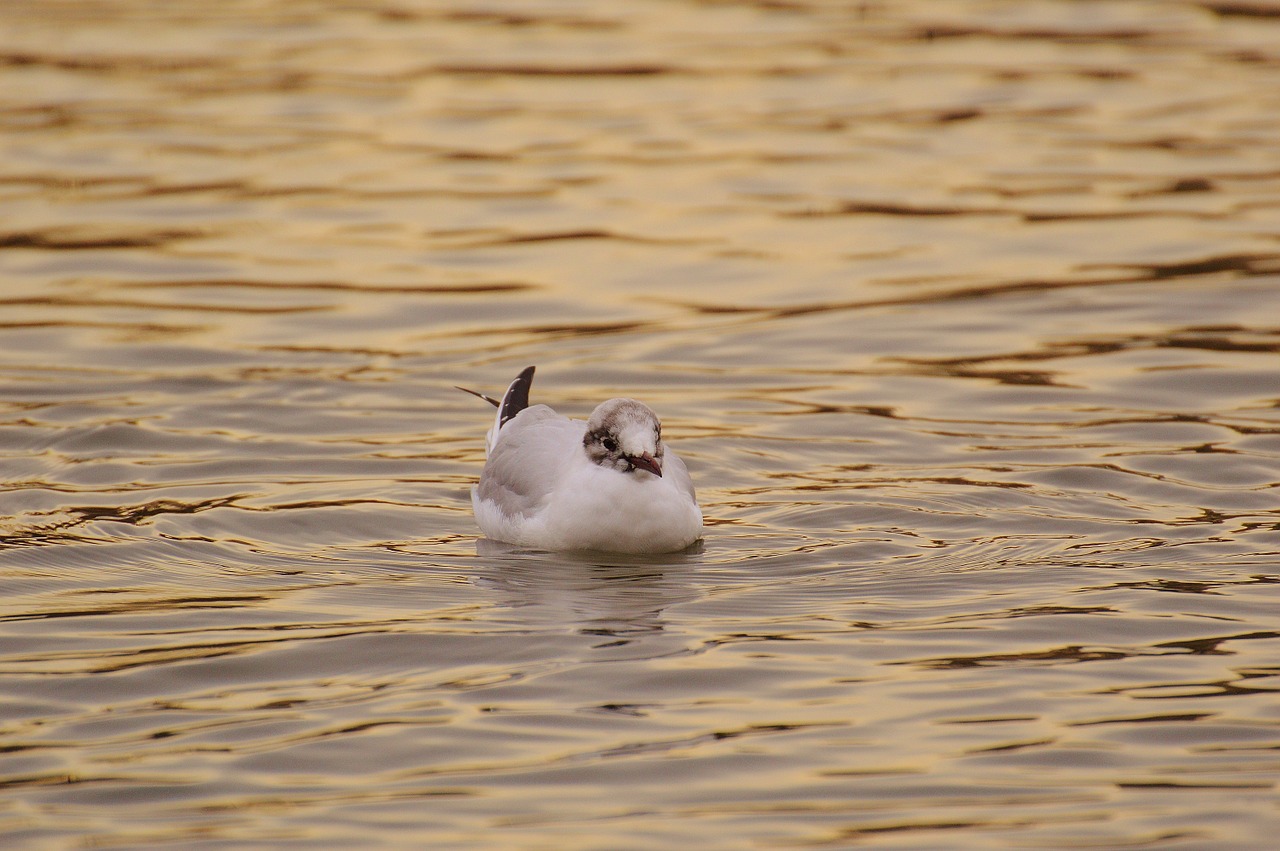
[455,385,500,407]
[499,365,537,427]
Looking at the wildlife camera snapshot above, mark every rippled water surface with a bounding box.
[3,1,1280,848]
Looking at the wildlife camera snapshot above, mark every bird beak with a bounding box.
[629,452,663,477]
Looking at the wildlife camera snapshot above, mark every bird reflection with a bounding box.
[471,538,703,645]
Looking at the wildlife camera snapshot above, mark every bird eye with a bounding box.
[602,437,618,453]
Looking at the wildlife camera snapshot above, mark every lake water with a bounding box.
[2,1,1280,848]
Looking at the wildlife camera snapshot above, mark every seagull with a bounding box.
[458,366,703,553]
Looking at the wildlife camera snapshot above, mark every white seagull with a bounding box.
[459,366,702,553]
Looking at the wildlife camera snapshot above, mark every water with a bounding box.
[2,1,1279,847]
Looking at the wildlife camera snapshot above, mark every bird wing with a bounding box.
[487,366,536,456]
[664,448,698,504]
[476,405,585,519]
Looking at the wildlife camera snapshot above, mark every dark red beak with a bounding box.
[628,452,662,477]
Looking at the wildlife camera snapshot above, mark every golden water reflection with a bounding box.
[2,0,1280,848]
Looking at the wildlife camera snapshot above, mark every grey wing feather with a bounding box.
[477,406,583,518]
[664,450,698,504]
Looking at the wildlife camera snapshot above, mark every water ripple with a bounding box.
[3,0,1280,848]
